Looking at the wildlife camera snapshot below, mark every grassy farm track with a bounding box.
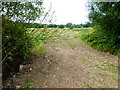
[3,30,118,88]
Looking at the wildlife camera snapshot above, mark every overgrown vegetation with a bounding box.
[2,1,67,80]
[2,18,32,62]
[2,1,50,79]
[2,1,120,82]
[77,2,120,57]
[29,28,66,54]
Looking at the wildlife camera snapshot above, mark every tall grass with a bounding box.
[2,19,65,79]
[75,28,120,57]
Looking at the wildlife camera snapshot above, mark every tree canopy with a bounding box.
[2,1,43,22]
[86,2,120,56]
[88,2,120,35]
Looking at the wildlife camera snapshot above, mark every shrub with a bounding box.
[2,18,33,79]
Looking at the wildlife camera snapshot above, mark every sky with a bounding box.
[42,0,89,24]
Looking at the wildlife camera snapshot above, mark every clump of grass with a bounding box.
[94,62,118,74]
[27,81,35,88]
[31,40,46,55]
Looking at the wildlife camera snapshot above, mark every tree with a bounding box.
[43,24,48,28]
[87,2,120,55]
[47,24,57,28]
[2,1,43,22]
[88,2,120,35]
[66,23,73,28]
[58,24,64,28]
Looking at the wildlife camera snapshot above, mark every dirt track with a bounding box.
[3,31,118,88]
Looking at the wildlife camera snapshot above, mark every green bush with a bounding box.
[2,18,33,62]
[81,28,120,56]
[75,27,120,57]
[86,2,120,57]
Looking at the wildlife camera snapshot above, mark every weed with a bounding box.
[27,81,35,88]
[94,63,118,74]
[0,74,3,77]
[108,63,116,66]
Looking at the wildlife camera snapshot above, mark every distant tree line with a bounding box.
[24,22,92,28]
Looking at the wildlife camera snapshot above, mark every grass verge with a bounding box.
[75,28,120,57]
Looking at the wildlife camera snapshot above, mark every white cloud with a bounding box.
[43,0,89,24]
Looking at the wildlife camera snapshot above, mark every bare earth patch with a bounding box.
[3,31,118,88]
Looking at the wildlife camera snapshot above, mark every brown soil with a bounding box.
[3,31,118,88]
